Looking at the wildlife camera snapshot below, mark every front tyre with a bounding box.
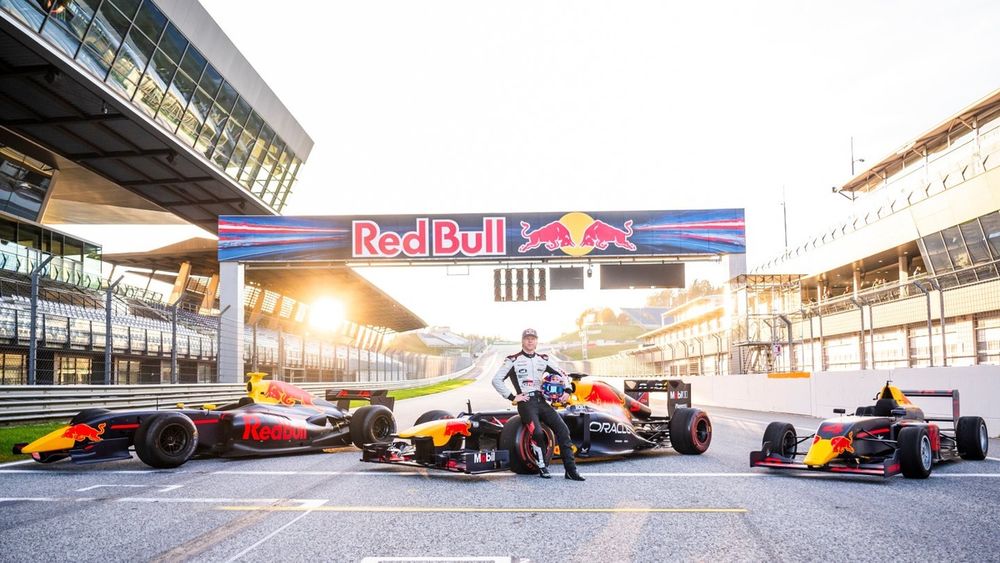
[134,413,197,469]
[898,426,932,479]
[350,405,396,449]
[762,422,797,458]
[956,416,989,460]
[670,408,712,455]
[498,415,554,474]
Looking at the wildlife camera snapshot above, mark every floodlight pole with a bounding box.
[28,255,54,385]
[171,301,179,384]
[105,275,124,385]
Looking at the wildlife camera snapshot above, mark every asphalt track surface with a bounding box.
[2,349,1000,562]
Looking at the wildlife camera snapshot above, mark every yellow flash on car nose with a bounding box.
[19,426,74,454]
[803,439,835,466]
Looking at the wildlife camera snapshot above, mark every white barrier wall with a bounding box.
[688,365,1000,436]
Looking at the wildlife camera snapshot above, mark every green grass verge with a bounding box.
[552,324,647,343]
[0,421,67,464]
[559,343,637,361]
[348,377,475,408]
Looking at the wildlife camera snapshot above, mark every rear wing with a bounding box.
[325,389,395,411]
[900,389,960,425]
[624,379,692,417]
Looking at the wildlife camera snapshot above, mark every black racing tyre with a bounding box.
[134,413,197,469]
[670,408,712,455]
[498,415,554,475]
[956,416,989,461]
[414,409,462,451]
[71,408,111,424]
[350,405,396,449]
[898,426,933,479]
[762,422,797,458]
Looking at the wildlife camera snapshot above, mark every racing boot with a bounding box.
[532,444,550,479]
[564,463,585,481]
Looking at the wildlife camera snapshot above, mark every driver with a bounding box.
[491,328,585,481]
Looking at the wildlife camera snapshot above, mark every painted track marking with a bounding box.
[221,499,328,563]
[217,505,748,514]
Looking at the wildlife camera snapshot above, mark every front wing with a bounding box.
[749,450,902,477]
[362,441,510,474]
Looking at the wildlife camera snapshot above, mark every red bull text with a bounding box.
[242,415,308,441]
[353,218,506,258]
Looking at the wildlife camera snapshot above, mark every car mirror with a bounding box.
[890,407,907,417]
[833,408,846,415]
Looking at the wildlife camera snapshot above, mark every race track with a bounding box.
[2,351,999,562]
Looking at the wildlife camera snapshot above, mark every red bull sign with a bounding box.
[219,209,745,263]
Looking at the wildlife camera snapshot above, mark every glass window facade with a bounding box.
[0,145,53,221]
[918,211,1000,285]
[1,0,302,213]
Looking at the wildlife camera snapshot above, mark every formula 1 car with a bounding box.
[750,382,990,478]
[362,376,712,474]
[12,373,396,469]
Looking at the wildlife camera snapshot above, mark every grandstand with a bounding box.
[0,0,437,385]
[614,89,1000,376]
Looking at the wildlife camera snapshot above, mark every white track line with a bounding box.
[0,460,35,468]
[222,499,328,563]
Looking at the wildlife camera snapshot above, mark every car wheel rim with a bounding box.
[694,418,710,445]
[980,423,989,453]
[920,435,931,469]
[782,430,797,457]
[372,416,392,440]
[160,425,188,456]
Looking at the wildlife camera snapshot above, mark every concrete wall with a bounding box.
[687,366,1000,436]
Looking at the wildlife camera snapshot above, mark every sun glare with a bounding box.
[308,298,346,333]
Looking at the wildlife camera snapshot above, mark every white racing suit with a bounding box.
[492,351,577,471]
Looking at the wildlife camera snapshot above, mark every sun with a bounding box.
[308,298,346,333]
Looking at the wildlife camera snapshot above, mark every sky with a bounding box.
[69,1,1000,340]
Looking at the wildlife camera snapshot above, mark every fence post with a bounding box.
[28,255,53,385]
[217,305,230,382]
[912,281,934,366]
[105,276,123,385]
[171,302,178,384]
[850,298,866,369]
[929,279,947,366]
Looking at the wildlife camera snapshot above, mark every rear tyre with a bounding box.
[670,408,712,455]
[134,413,197,469]
[762,422,797,458]
[956,416,989,461]
[350,405,396,449]
[898,426,932,479]
[413,409,462,451]
[498,415,554,474]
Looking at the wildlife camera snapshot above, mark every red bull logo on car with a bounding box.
[242,415,308,441]
[63,423,106,442]
[830,434,855,455]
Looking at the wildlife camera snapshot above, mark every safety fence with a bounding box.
[0,362,478,423]
[0,268,472,386]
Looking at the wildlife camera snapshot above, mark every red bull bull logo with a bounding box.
[830,434,855,455]
[353,218,506,258]
[518,221,574,252]
[263,381,316,406]
[517,212,636,257]
[63,423,106,443]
